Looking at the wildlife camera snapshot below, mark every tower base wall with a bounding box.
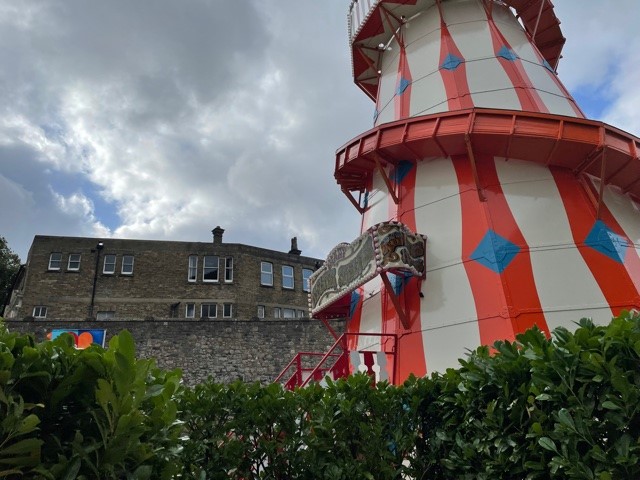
[349,156,640,380]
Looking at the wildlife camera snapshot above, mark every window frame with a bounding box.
[257,305,265,319]
[222,303,233,318]
[302,268,313,292]
[67,253,81,271]
[224,257,233,283]
[121,255,134,275]
[185,303,195,319]
[201,303,217,319]
[282,265,294,289]
[203,256,220,283]
[283,308,296,318]
[33,306,47,318]
[261,261,273,286]
[274,307,281,318]
[48,253,62,271]
[96,311,115,320]
[188,255,198,282]
[103,254,116,274]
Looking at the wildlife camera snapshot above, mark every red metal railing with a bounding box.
[275,332,397,389]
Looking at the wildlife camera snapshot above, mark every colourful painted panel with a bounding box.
[50,329,107,349]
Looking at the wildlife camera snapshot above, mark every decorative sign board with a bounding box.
[310,221,426,318]
[50,329,107,349]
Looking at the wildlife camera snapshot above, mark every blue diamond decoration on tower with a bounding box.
[387,272,411,296]
[397,77,410,95]
[584,220,628,263]
[497,46,518,61]
[349,290,361,318]
[441,53,463,70]
[393,160,414,184]
[373,109,379,123]
[471,230,520,273]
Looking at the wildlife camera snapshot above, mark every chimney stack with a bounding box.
[212,226,224,244]
[289,237,301,255]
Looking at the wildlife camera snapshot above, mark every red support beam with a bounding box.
[380,271,411,329]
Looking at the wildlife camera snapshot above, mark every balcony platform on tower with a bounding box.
[335,108,640,212]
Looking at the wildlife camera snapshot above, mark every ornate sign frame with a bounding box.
[309,221,426,325]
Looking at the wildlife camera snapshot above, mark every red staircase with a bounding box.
[275,333,397,390]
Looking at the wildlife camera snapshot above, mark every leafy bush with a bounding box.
[0,322,182,479]
[4,312,640,479]
[180,312,640,479]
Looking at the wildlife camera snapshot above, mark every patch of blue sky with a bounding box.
[571,84,614,120]
[47,170,120,231]
[39,122,66,143]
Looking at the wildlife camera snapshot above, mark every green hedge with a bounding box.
[2,312,640,479]
[0,324,182,479]
[180,313,640,479]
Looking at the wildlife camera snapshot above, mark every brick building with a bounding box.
[4,227,321,322]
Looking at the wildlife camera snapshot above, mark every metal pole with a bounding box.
[88,242,104,318]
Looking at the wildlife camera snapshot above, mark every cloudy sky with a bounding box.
[1,0,639,262]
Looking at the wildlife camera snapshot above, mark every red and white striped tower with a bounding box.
[298,0,640,387]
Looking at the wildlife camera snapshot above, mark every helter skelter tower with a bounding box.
[281,0,640,388]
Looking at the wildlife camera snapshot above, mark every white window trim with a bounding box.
[67,253,81,271]
[188,255,198,282]
[185,303,195,319]
[203,256,220,283]
[274,307,281,318]
[257,305,265,319]
[33,306,47,318]
[224,257,233,283]
[302,268,313,292]
[121,255,134,275]
[223,303,233,318]
[201,303,217,318]
[103,254,116,274]
[48,253,62,271]
[282,265,294,289]
[261,261,273,286]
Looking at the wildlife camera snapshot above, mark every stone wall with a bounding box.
[5,318,346,386]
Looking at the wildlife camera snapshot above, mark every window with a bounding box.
[201,303,217,318]
[274,307,281,318]
[103,254,116,274]
[297,310,305,318]
[48,253,62,270]
[283,308,296,318]
[302,268,313,292]
[96,311,115,320]
[282,266,294,289]
[261,262,273,286]
[188,256,198,282]
[203,256,219,282]
[185,303,195,318]
[223,303,233,318]
[121,255,134,274]
[224,257,233,282]
[257,305,265,318]
[33,306,47,318]
[67,254,81,271]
